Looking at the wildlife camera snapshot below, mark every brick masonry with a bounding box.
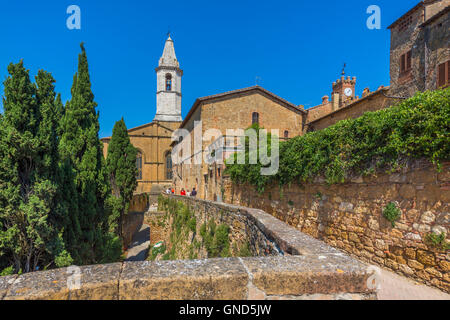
[225,159,450,293]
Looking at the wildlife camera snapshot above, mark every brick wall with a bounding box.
[225,160,450,293]
[307,89,399,132]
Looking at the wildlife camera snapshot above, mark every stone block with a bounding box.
[416,250,436,266]
[119,259,248,300]
[241,255,372,296]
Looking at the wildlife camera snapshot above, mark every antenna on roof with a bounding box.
[255,76,262,86]
[341,63,346,76]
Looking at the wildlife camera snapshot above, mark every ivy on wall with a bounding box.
[226,88,450,192]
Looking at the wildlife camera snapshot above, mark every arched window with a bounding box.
[252,112,259,125]
[136,152,143,180]
[165,152,173,180]
[284,130,289,139]
[165,74,172,91]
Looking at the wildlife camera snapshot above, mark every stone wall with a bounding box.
[161,195,285,257]
[225,160,450,293]
[122,212,144,249]
[0,255,376,300]
[129,193,149,212]
[0,196,378,300]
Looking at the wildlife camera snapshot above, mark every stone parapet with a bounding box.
[0,255,375,300]
[0,196,377,300]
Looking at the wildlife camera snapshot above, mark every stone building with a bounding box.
[305,0,449,132]
[101,35,182,193]
[101,1,448,198]
[388,0,450,97]
[171,86,306,200]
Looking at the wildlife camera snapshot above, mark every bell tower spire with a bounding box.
[154,34,183,122]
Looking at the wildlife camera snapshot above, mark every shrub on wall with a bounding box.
[226,88,450,192]
[383,202,402,227]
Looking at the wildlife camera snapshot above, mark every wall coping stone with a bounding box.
[0,196,377,300]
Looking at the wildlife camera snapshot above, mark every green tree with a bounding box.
[105,118,138,239]
[59,43,118,264]
[0,61,72,274]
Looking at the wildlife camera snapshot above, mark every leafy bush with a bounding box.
[425,232,450,251]
[226,88,450,192]
[383,202,402,227]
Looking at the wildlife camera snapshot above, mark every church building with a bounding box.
[101,35,183,193]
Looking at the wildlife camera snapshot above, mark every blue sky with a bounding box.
[0,0,418,137]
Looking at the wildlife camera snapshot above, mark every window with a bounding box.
[284,130,289,139]
[437,61,450,88]
[136,152,143,180]
[252,112,259,125]
[165,152,173,180]
[400,50,412,74]
[165,74,172,91]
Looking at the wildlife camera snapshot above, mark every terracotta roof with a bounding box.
[308,87,391,125]
[178,85,306,130]
[388,1,424,29]
[420,5,450,26]
[101,121,176,141]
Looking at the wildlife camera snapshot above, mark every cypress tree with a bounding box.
[0,61,71,274]
[106,118,138,239]
[59,43,116,264]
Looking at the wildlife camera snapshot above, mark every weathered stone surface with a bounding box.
[241,255,371,296]
[68,263,122,300]
[119,259,249,300]
[0,275,17,300]
[417,250,436,266]
[226,160,450,293]
[4,267,71,300]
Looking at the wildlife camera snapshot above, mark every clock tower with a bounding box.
[331,75,356,110]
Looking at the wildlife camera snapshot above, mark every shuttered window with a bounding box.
[437,61,449,88]
[400,50,412,74]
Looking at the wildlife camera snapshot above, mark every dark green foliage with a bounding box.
[58,43,117,264]
[226,89,450,192]
[425,232,450,251]
[0,61,72,273]
[105,118,138,239]
[383,202,402,227]
[199,218,231,258]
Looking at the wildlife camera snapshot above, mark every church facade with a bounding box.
[101,36,183,193]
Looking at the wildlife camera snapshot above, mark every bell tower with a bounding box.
[154,34,183,122]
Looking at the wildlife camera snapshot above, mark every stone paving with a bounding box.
[377,267,450,300]
[125,224,150,261]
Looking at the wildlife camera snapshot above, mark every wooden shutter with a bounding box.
[438,62,446,88]
[400,53,406,73]
[406,51,411,70]
[447,61,450,85]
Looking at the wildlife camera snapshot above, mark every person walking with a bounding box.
[191,188,197,197]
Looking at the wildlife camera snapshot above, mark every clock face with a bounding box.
[344,88,353,97]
